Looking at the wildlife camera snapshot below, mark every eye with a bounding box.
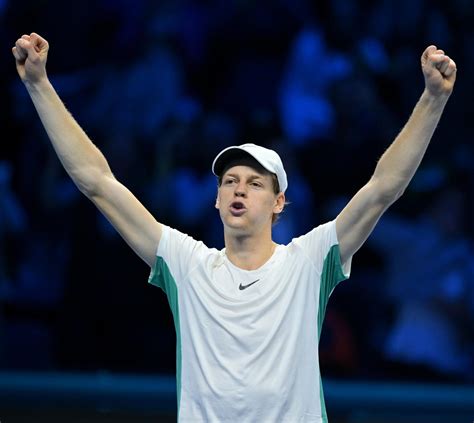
[250,181,263,188]
[224,178,236,185]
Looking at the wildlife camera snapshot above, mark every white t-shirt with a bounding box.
[148,220,351,422]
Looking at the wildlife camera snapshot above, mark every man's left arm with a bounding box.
[336,45,457,264]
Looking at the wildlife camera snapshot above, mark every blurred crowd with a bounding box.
[1,0,474,383]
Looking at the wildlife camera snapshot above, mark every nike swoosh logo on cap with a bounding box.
[239,279,260,290]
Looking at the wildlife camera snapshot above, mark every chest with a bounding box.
[181,255,320,339]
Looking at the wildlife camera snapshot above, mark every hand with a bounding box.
[12,32,49,84]
[421,45,457,98]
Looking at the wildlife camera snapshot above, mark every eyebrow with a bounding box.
[224,173,265,181]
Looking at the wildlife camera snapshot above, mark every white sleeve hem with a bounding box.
[157,224,171,257]
[331,219,353,279]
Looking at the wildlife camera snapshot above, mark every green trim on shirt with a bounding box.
[318,244,347,331]
[318,244,349,423]
[149,257,182,417]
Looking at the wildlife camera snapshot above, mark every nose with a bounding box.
[234,181,247,197]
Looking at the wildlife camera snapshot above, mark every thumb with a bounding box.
[424,45,437,56]
[29,32,49,54]
[421,45,437,65]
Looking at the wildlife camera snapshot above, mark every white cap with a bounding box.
[212,143,288,193]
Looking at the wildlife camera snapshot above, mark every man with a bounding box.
[12,32,456,422]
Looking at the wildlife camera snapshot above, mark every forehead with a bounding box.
[222,164,270,179]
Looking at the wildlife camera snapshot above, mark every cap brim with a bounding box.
[212,147,256,176]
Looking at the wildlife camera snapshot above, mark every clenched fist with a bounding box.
[12,32,49,84]
[421,45,457,98]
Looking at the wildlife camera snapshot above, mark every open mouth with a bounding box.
[230,201,246,215]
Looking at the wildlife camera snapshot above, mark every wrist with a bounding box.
[24,76,51,93]
[421,88,450,108]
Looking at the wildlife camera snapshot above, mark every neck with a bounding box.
[224,232,276,271]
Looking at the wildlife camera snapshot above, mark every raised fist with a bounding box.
[12,32,49,84]
[421,45,457,98]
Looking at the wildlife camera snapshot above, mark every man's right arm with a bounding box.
[12,32,162,268]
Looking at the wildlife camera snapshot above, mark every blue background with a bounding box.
[1,0,474,420]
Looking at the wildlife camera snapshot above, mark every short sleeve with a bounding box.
[292,220,352,282]
[148,225,205,292]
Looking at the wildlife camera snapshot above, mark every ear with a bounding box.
[273,192,285,214]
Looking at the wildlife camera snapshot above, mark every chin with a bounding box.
[222,217,250,234]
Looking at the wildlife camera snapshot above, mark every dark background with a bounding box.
[1,0,474,404]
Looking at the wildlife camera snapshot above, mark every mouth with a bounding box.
[229,201,246,216]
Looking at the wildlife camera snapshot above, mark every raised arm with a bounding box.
[336,45,457,264]
[12,32,162,267]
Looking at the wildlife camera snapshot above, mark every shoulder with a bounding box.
[158,225,219,264]
[289,221,337,250]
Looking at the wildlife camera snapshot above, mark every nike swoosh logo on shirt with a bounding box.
[238,279,260,290]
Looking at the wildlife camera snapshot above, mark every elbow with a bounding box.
[71,167,114,198]
[76,180,96,198]
[394,186,406,201]
[370,176,405,206]
[377,190,401,208]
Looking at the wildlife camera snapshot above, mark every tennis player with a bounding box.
[12,32,456,422]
